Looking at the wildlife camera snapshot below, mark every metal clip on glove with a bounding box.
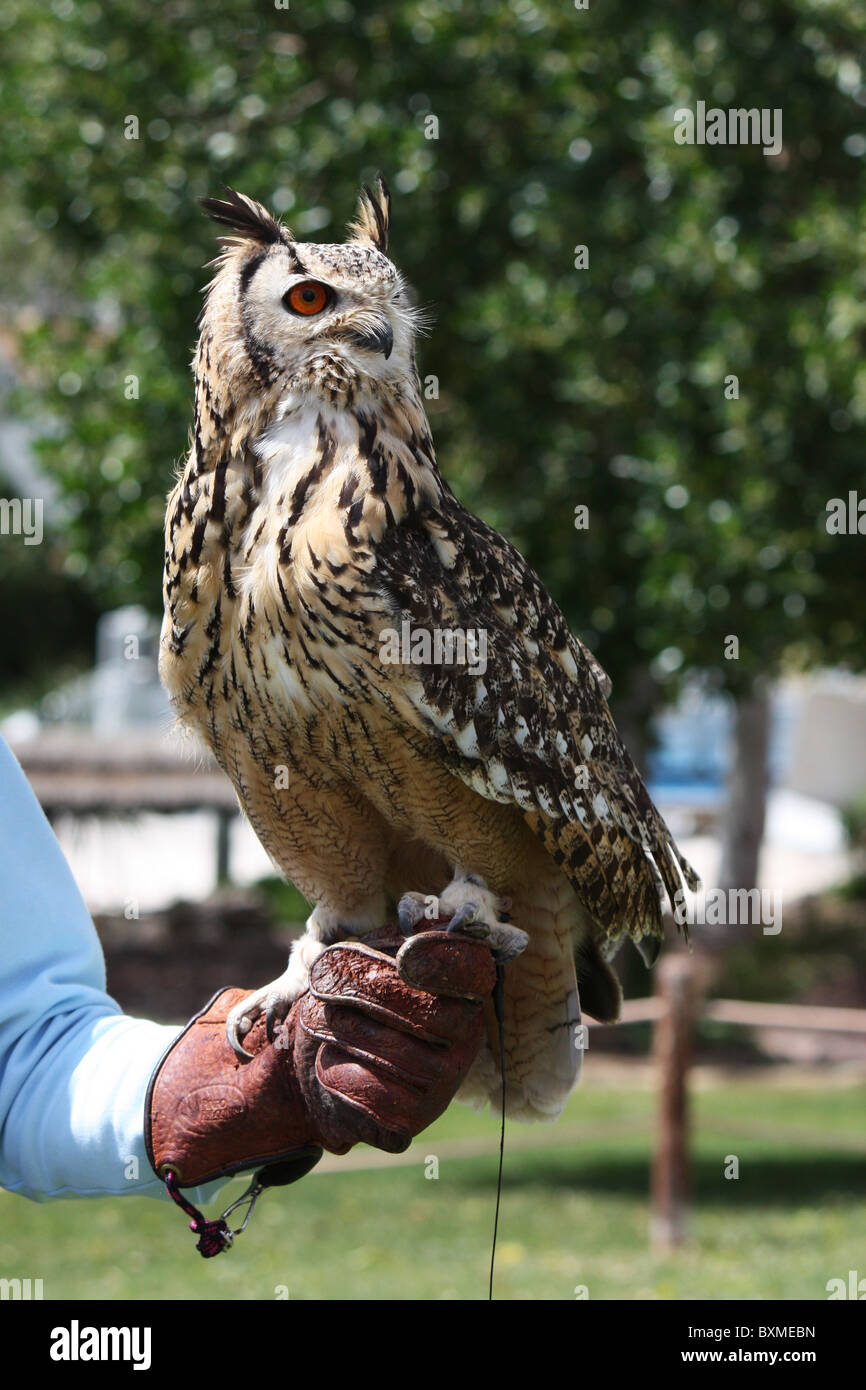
[145,926,495,1256]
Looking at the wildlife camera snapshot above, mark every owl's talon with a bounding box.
[440,878,529,962]
[226,1013,255,1062]
[397,891,429,936]
[265,1001,284,1044]
[226,971,299,1061]
[445,901,489,939]
[489,926,530,963]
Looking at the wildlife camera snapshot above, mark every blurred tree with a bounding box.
[0,468,100,712]
[2,0,865,889]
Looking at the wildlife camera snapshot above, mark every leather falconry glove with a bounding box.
[145,925,496,1256]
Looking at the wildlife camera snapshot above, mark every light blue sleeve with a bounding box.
[0,735,226,1206]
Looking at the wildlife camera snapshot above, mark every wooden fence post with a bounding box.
[650,952,700,1251]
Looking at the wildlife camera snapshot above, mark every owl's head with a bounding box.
[197,178,420,411]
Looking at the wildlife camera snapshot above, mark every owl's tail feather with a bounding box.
[574,931,622,1022]
[456,863,585,1121]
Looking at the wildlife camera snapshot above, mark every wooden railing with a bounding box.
[589,956,866,1249]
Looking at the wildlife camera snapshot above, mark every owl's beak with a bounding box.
[343,315,394,360]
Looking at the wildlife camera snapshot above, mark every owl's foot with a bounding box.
[397,891,437,934]
[398,875,528,963]
[225,935,325,1061]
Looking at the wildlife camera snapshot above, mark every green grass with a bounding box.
[2,1072,863,1300]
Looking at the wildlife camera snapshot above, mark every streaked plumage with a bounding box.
[160,180,698,1119]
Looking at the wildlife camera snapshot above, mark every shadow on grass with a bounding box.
[451,1150,866,1206]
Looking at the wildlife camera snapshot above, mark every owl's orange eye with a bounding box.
[285,281,330,316]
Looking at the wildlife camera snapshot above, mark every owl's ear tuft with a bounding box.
[347,174,391,254]
[199,187,289,247]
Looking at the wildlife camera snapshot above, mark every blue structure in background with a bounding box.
[647,684,798,807]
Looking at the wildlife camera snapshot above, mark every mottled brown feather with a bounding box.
[159,184,698,1118]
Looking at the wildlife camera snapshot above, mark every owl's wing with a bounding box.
[367,494,699,951]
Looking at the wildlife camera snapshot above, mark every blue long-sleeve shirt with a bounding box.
[0,735,224,1205]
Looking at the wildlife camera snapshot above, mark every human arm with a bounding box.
[0,734,221,1204]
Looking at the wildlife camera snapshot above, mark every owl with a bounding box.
[160,178,698,1120]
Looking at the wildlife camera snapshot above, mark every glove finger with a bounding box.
[396,931,497,1000]
[298,997,449,1091]
[312,1010,486,1154]
[304,967,483,1050]
[314,1047,415,1153]
[308,941,484,1042]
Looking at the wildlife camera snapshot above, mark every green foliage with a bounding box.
[712,891,866,1002]
[838,793,866,897]
[252,874,312,925]
[840,790,866,855]
[0,470,100,709]
[2,0,865,711]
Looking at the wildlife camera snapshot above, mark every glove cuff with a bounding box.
[145,986,323,1188]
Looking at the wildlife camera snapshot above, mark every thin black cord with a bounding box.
[489,960,506,1301]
